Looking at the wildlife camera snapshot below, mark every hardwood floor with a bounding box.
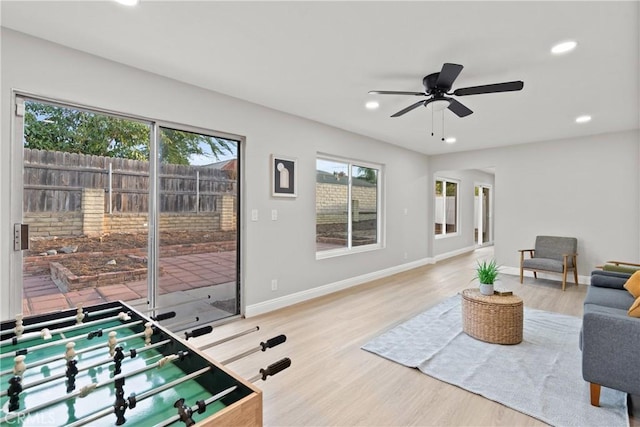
[193,247,637,426]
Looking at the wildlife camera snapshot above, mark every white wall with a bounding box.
[433,169,495,258]
[0,29,431,319]
[429,130,640,278]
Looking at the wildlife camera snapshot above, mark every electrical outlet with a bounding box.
[271,279,278,291]
[271,209,278,221]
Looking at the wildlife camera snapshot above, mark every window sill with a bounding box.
[435,233,460,240]
[316,243,383,260]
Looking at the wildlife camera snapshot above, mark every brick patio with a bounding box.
[21,251,236,316]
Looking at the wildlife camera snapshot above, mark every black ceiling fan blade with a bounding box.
[447,98,473,117]
[453,81,524,96]
[369,90,426,96]
[391,100,426,117]
[435,63,463,89]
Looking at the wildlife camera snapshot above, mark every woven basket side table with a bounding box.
[461,288,523,345]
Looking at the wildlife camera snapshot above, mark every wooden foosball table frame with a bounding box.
[0,301,264,426]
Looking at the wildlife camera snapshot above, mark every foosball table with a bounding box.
[0,301,290,426]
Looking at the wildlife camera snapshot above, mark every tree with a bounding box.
[356,166,377,184]
[24,102,232,164]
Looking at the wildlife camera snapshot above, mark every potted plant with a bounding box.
[475,259,500,295]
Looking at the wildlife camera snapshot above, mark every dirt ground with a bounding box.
[28,230,236,256]
[28,230,236,275]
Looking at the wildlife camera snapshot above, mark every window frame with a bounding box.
[315,154,384,259]
[434,177,460,239]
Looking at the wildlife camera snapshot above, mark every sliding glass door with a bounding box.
[16,95,241,329]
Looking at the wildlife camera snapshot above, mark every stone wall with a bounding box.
[25,189,235,238]
[316,182,377,224]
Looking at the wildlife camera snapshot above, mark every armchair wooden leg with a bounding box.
[533,271,537,279]
[590,383,601,407]
[573,268,578,286]
[562,269,567,291]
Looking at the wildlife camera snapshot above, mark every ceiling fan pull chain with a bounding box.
[441,110,445,141]
[431,106,434,136]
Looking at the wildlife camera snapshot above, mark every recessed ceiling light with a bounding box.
[551,40,577,55]
[365,101,379,110]
[445,137,456,144]
[575,115,592,123]
[114,0,139,6]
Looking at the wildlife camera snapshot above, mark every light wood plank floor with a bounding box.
[194,247,638,426]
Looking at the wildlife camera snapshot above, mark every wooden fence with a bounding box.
[23,148,237,214]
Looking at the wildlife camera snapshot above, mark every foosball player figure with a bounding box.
[114,377,128,426]
[14,314,24,339]
[113,346,125,375]
[7,376,22,412]
[174,398,195,426]
[66,359,79,393]
[108,331,118,357]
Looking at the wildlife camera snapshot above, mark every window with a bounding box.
[435,178,458,237]
[316,156,381,256]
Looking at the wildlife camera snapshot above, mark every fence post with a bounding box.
[108,162,113,214]
[82,188,105,237]
[196,170,200,214]
[220,195,235,231]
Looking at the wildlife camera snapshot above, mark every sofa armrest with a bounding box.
[590,270,630,290]
[582,308,640,396]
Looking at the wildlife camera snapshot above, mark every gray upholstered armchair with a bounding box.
[518,235,578,291]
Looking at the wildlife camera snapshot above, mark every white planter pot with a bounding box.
[479,283,494,296]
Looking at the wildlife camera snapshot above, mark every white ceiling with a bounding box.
[2,1,638,155]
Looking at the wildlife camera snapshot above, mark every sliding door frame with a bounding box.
[9,89,245,319]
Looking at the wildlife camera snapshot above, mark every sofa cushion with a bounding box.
[590,270,630,290]
[522,257,564,273]
[623,270,640,298]
[603,264,640,274]
[629,297,640,318]
[584,285,636,311]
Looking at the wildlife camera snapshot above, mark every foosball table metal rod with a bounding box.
[142,295,211,315]
[0,339,172,397]
[64,367,218,427]
[0,316,142,359]
[0,322,155,376]
[2,350,191,422]
[197,326,259,351]
[0,306,122,339]
[219,334,287,365]
[156,357,292,427]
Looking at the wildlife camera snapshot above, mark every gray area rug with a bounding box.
[362,295,629,427]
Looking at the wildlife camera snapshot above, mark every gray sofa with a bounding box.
[580,270,640,406]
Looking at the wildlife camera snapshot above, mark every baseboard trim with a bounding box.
[434,245,478,262]
[501,266,590,285]
[245,257,435,318]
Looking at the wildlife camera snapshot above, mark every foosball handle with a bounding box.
[260,334,287,351]
[184,326,213,340]
[260,357,292,381]
[151,311,176,322]
[173,398,195,426]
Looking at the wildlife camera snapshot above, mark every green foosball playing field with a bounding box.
[0,301,262,426]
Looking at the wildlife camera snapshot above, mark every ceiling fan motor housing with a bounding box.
[423,72,449,94]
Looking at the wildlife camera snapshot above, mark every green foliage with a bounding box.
[475,259,500,285]
[356,166,377,184]
[24,102,232,164]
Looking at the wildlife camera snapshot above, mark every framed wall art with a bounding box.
[271,155,297,198]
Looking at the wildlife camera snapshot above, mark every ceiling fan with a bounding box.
[369,63,524,118]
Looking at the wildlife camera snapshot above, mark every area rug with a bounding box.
[362,295,629,427]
